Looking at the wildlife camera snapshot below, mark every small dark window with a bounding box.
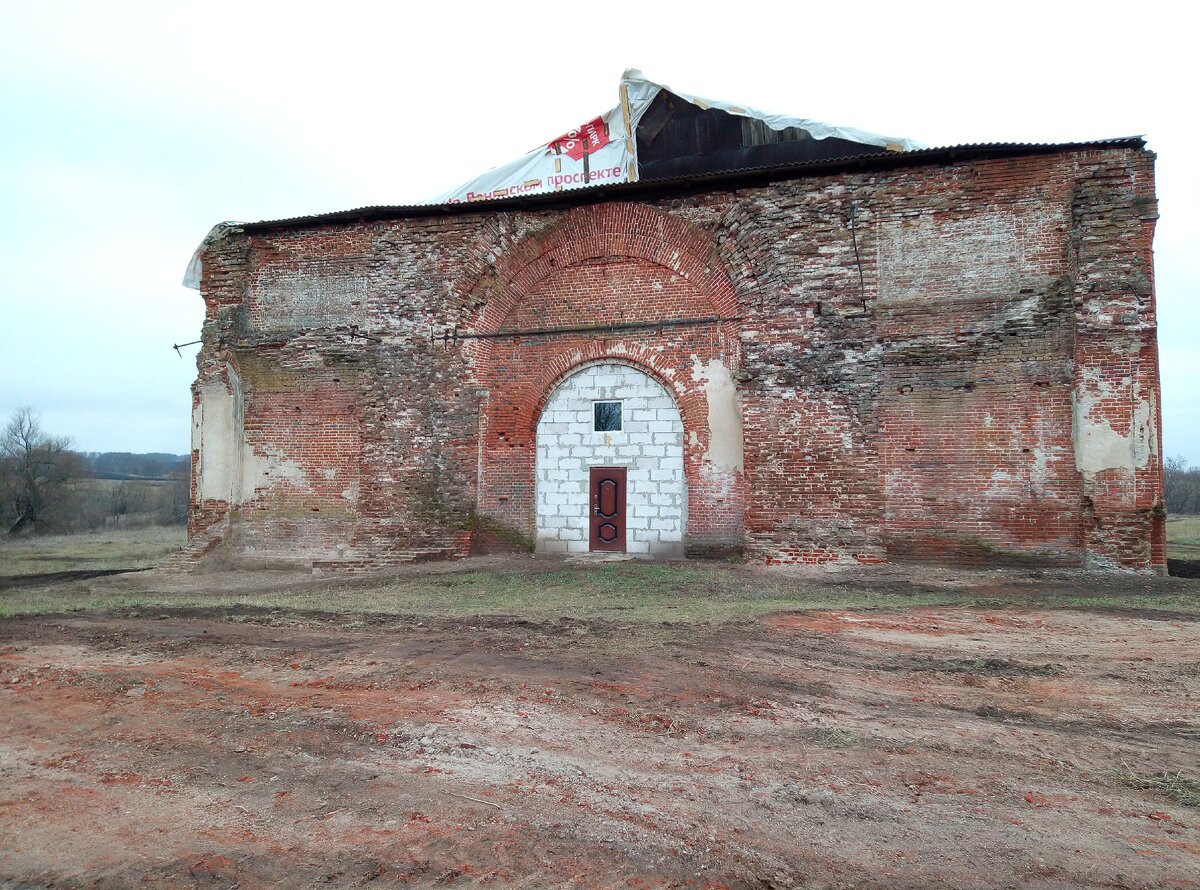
[593,401,622,432]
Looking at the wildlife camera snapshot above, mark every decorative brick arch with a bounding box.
[465,200,745,554]
[460,201,740,341]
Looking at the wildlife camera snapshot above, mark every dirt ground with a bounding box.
[2,560,1199,888]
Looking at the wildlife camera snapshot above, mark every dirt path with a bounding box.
[2,598,1199,887]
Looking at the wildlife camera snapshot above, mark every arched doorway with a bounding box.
[535,362,685,557]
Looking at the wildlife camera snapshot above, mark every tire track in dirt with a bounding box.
[1,606,1198,887]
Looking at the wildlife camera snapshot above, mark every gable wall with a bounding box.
[187,146,1164,572]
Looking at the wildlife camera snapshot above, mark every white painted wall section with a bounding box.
[193,363,316,509]
[194,364,244,503]
[536,363,685,557]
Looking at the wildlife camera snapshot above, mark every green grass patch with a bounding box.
[3,562,896,622]
[0,526,186,576]
[1167,515,1200,560]
[1109,769,1200,808]
[810,727,859,749]
[3,557,1200,622]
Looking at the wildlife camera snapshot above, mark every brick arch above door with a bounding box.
[456,201,741,348]
[463,203,745,556]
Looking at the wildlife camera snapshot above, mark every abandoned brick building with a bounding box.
[184,73,1166,573]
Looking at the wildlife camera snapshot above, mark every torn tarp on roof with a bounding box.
[434,69,923,205]
[183,74,925,288]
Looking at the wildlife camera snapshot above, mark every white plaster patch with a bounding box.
[193,363,315,505]
[240,445,309,502]
[195,365,244,503]
[536,363,685,557]
[1072,391,1156,478]
[690,357,744,472]
[1030,446,1051,486]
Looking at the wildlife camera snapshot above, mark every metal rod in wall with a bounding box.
[446,315,741,342]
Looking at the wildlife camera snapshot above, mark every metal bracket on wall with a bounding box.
[430,326,461,352]
[849,202,867,311]
[348,326,383,344]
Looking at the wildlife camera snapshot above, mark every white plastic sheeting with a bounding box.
[183,222,241,290]
[184,73,922,288]
[434,69,921,204]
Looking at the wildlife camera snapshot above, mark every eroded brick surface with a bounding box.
[188,146,1165,572]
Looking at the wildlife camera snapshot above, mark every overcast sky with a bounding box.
[1,1,1195,462]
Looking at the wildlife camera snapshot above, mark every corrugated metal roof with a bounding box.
[238,137,1146,233]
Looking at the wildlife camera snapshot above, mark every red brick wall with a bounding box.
[1069,151,1164,569]
[465,203,744,554]
[188,145,1165,572]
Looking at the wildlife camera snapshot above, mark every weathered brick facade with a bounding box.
[188,141,1165,572]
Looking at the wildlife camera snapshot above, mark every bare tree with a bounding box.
[0,407,80,535]
[1163,455,1200,515]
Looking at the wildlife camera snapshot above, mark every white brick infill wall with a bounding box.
[535,362,685,557]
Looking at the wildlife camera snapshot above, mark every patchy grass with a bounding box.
[0,526,185,576]
[1167,515,1200,560]
[1110,768,1200,808]
[811,727,859,749]
[3,561,923,622]
[2,557,1200,621]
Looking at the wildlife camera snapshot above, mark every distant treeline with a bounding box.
[2,407,191,535]
[67,475,190,531]
[78,452,189,481]
[1166,457,1200,516]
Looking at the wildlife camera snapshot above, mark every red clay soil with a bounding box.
[2,597,1199,887]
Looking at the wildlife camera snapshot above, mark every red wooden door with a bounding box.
[589,466,626,552]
